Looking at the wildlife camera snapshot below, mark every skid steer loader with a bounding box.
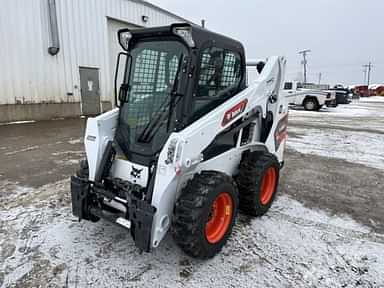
[71,23,288,259]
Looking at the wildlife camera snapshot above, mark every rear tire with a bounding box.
[172,171,238,259]
[237,151,280,216]
[303,98,319,111]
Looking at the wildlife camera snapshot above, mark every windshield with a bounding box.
[119,40,188,147]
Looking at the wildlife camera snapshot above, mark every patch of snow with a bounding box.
[287,126,384,170]
[51,150,83,156]
[276,196,371,233]
[0,180,34,196]
[290,102,383,118]
[4,145,39,156]
[54,159,80,166]
[326,103,384,117]
[360,96,384,103]
[0,120,36,126]
[68,138,82,145]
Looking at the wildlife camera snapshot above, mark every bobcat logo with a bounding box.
[130,166,143,179]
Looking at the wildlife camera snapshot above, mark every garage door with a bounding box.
[107,19,141,106]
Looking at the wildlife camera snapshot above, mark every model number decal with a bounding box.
[222,99,248,126]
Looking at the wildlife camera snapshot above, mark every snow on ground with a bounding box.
[1,180,384,288]
[68,138,82,145]
[1,99,384,287]
[360,96,384,103]
[287,126,384,170]
[4,146,40,156]
[287,100,384,168]
[290,102,383,119]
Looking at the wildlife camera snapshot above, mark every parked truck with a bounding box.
[283,81,337,111]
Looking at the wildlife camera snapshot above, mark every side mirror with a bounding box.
[114,52,129,107]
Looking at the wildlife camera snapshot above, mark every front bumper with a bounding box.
[70,175,156,252]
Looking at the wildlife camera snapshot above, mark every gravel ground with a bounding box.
[1,97,383,287]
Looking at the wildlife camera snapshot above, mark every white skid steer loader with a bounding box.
[71,23,288,259]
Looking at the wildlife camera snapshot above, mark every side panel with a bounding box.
[264,58,289,162]
[84,108,119,181]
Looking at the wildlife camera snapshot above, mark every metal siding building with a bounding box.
[0,0,189,122]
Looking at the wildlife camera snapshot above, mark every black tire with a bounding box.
[75,159,99,222]
[303,97,319,111]
[237,151,280,216]
[172,171,238,259]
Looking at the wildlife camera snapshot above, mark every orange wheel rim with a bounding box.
[260,167,277,205]
[205,192,233,244]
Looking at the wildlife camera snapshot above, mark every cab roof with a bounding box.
[119,23,245,55]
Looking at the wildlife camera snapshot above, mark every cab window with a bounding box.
[284,82,293,90]
[192,47,242,119]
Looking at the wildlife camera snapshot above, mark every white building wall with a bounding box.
[0,0,188,109]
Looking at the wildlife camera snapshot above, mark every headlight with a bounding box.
[172,26,195,47]
[118,30,132,50]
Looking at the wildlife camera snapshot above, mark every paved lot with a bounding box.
[1,98,384,287]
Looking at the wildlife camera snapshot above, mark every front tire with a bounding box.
[172,171,238,259]
[237,151,280,216]
[303,98,319,111]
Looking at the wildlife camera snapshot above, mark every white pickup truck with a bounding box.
[282,81,337,111]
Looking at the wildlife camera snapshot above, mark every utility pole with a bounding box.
[318,72,322,85]
[363,62,373,86]
[298,49,311,83]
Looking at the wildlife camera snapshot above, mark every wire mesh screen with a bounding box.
[119,41,186,144]
[221,53,239,86]
[197,48,241,97]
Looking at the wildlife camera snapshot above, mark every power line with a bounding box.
[298,49,311,83]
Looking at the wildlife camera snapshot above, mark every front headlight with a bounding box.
[172,26,195,47]
[118,30,132,51]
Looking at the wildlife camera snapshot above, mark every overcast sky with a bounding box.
[149,0,383,86]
